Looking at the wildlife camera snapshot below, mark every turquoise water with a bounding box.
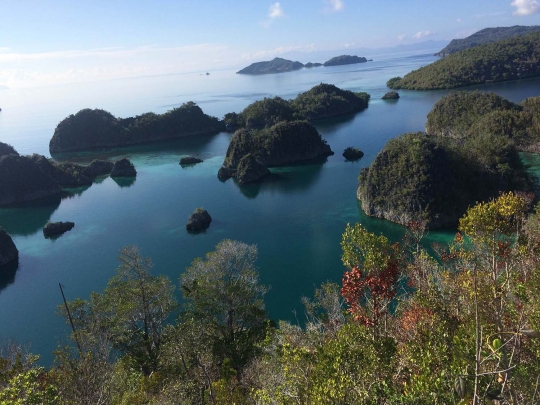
[1,49,540,364]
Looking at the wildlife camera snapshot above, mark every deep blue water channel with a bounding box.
[1,48,540,365]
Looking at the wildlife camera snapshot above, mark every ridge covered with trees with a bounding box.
[387,30,540,90]
[435,25,540,56]
[236,57,304,75]
[2,193,540,404]
[49,102,224,153]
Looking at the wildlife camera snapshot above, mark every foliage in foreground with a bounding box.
[2,194,540,404]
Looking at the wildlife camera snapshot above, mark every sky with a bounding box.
[0,0,539,88]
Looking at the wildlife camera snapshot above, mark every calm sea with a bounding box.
[2,48,540,364]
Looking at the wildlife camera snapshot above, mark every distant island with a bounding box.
[387,30,540,90]
[224,83,370,129]
[49,102,223,153]
[357,91,538,229]
[237,57,304,75]
[435,25,540,56]
[237,55,370,75]
[323,55,367,66]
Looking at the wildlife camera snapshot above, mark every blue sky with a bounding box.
[0,0,538,87]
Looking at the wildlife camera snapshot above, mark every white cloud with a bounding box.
[262,2,285,27]
[397,34,406,41]
[323,0,345,12]
[343,42,354,48]
[511,0,540,15]
[413,30,436,39]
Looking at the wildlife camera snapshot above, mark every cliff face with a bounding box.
[49,102,224,153]
[0,155,62,206]
[223,121,333,170]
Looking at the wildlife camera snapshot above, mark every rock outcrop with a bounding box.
[180,156,203,165]
[236,154,270,184]
[111,158,137,177]
[382,91,400,100]
[186,208,212,232]
[343,147,364,161]
[0,229,18,266]
[43,221,75,238]
[0,155,61,206]
[30,155,92,187]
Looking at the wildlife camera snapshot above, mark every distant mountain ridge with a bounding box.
[435,25,540,56]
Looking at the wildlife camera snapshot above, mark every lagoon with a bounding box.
[1,48,540,364]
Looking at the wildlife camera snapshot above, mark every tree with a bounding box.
[180,239,269,380]
[60,246,177,376]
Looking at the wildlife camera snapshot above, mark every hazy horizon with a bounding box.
[0,0,539,88]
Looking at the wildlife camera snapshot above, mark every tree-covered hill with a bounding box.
[436,25,540,56]
[224,83,370,130]
[357,91,538,229]
[387,30,540,90]
[323,55,367,66]
[49,102,223,153]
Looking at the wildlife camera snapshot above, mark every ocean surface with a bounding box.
[2,48,540,365]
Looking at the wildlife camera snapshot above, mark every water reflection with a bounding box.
[0,196,62,236]
[112,176,137,188]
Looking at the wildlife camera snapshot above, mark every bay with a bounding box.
[1,48,540,364]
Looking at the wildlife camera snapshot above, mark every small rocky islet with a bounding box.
[43,221,75,238]
[236,55,369,75]
[186,208,212,232]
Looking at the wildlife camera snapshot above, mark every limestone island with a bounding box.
[237,57,304,75]
[435,25,540,56]
[49,102,223,153]
[387,30,540,90]
[43,221,75,238]
[382,91,399,100]
[357,91,539,229]
[323,55,368,67]
[180,156,203,165]
[186,208,212,232]
[343,147,364,161]
[304,62,322,68]
[111,158,137,177]
[0,141,122,206]
[218,120,333,182]
[224,83,370,130]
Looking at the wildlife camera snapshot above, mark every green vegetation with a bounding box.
[357,130,532,228]
[50,102,223,153]
[426,91,540,151]
[388,30,540,90]
[436,25,540,56]
[236,57,304,75]
[222,120,333,170]
[3,193,540,404]
[323,55,368,66]
[224,83,370,130]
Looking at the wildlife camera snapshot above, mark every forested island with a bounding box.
[387,30,540,90]
[236,55,369,75]
[236,57,304,75]
[218,120,333,182]
[49,102,223,153]
[357,91,539,229]
[224,83,370,129]
[323,55,367,66]
[435,25,540,56]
